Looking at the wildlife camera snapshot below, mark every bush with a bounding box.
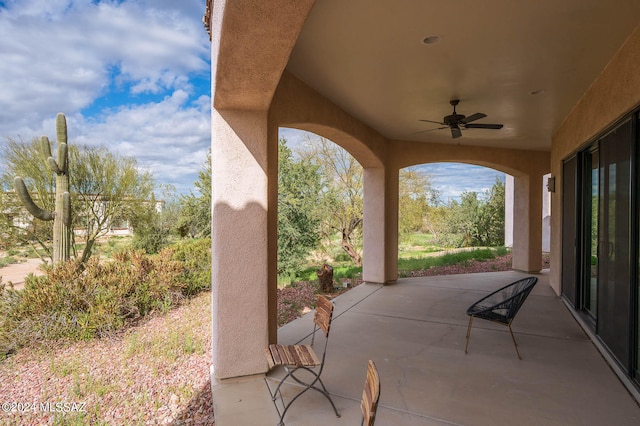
[170,238,211,295]
[131,223,170,254]
[495,246,509,256]
[334,252,352,262]
[0,249,186,357]
[0,256,16,268]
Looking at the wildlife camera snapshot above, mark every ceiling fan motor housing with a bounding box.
[444,99,463,125]
[444,113,465,125]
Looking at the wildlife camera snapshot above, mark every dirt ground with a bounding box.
[0,258,46,290]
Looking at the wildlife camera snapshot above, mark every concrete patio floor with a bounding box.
[212,271,640,425]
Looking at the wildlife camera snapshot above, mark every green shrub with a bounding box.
[0,249,186,356]
[132,224,170,254]
[0,256,17,268]
[333,265,362,281]
[334,252,351,262]
[495,246,509,256]
[170,238,211,295]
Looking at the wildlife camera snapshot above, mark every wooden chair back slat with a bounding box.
[314,295,334,337]
[360,359,380,426]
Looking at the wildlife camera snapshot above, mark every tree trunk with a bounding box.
[341,236,362,266]
[341,217,362,266]
[317,264,334,293]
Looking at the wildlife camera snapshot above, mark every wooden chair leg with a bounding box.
[465,316,473,354]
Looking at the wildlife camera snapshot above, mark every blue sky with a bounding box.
[0,0,502,200]
[0,0,211,194]
[279,128,505,203]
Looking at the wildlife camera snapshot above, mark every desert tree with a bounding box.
[70,145,154,263]
[277,138,323,276]
[1,138,154,264]
[398,166,439,241]
[298,137,363,266]
[177,149,211,238]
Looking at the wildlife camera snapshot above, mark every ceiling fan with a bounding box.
[419,99,503,139]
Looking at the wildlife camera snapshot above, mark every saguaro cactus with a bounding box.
[14,113,72,264]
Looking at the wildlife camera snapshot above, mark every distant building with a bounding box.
[1,191,163,238]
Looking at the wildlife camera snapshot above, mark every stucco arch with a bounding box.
[390,140,550,178]
[270,71,386,169]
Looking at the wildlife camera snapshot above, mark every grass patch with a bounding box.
[49,357,83,378]
[398,247,507,274]
[124,328,204,362]
[278,264,363,288]
[0,256,17,268]
[397,247,442,259]
[0,246,40,267]
[278,239,510,288]
[94,237,130,259]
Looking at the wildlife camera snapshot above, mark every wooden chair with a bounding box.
[265,295,340,425]
[360,360,380,426]
[465,276,538,359]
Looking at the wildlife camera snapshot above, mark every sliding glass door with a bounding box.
[583,149,599,321]
[563,113,639,382]
[596,118,633,371]
[562,156,578,307]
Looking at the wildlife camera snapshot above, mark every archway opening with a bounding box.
[397,162,510,277]
[276,128,365,327]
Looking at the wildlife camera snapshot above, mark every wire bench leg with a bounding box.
[465,316,474,354]
[507,323,522,360]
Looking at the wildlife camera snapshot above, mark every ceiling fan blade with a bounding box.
[464,123,504,129]
[451,126,462,139]
[413,126,448,135]
[460,113,486,124]
[419,119,446,125]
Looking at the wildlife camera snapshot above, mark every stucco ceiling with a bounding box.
[286,0,640,151]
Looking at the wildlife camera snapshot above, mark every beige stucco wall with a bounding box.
[550,23,640,295]
[210,0,316,381]
[210,0,315,111]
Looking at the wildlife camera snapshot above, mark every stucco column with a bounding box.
[211,108,270,381]
[512,174,543,272]
[504,175,514,248]
[363,167,398,283]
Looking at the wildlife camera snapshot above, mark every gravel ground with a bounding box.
[0,292,214,426]
[0,251,547,425]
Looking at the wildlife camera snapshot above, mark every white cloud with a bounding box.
[0,0,211,193]
[417,163,505,202]
[72,90,211,193]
